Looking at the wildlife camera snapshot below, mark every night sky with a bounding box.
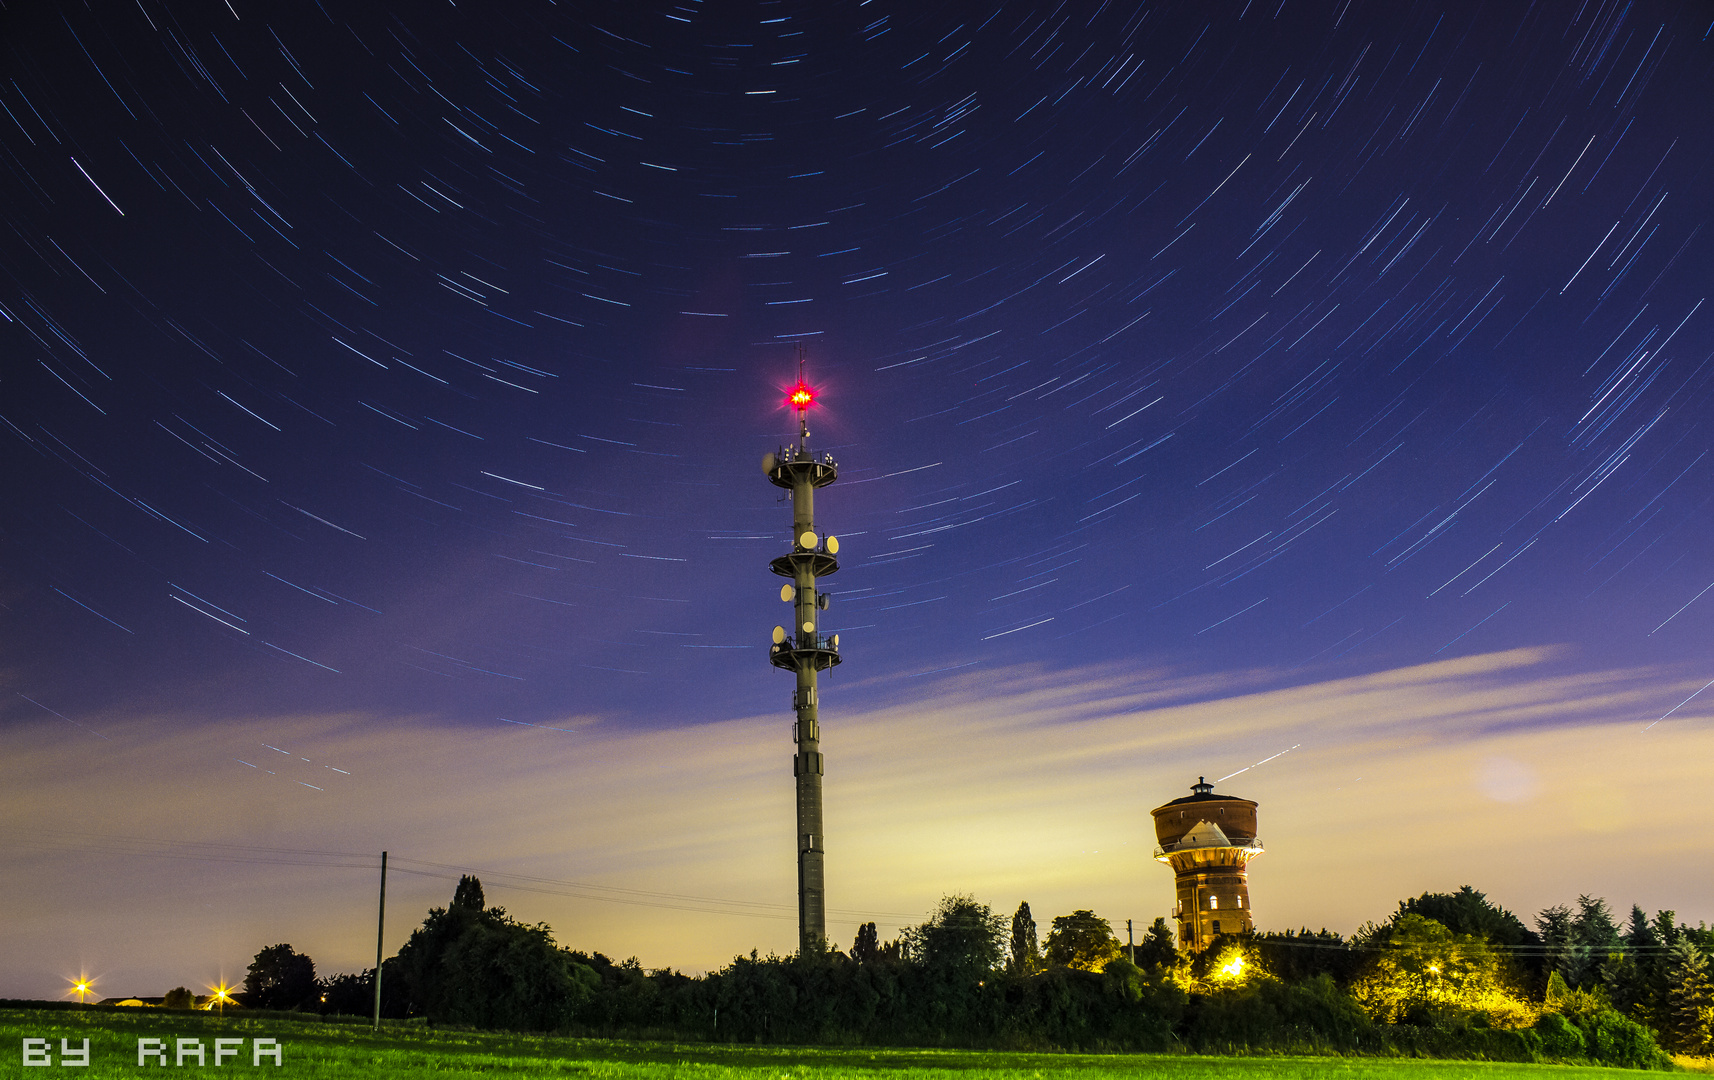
[4,0,1713,999]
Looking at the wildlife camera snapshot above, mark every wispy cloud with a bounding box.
[3,648,1710,997]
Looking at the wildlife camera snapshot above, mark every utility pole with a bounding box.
[373,851,387,1032]
[1127,919,1135,965]
[764,346,843,954]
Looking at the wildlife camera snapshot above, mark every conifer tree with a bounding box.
[1571,895,1621,986]
[1642,910,1683,1031]
[1009,901,1039,975]
[1604,904,1661,1023]
[1623,904,1657,952]
[1602,948,1647,1020]
[1664,938,1714,1055]
[1536,904,1575,988]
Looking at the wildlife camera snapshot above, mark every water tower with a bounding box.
[762,349,843,953]
[1151,777,1263,952]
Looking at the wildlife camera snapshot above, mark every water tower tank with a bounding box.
[1150,777,1263,952]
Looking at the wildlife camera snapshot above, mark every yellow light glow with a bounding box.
[68,976,96,1004]
[1221,955,1245,978]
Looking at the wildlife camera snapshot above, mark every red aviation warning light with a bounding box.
[785,343,818,448]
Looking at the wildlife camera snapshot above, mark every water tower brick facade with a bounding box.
[1150,778,1263,952]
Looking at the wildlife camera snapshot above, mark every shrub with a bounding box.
[1587,1010,1673,1070]
[1532,1010,1586,1059]
[1186,974,1370,1052]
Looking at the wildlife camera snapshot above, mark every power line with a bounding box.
[0,826,921,926]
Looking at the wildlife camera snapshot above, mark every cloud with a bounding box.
[2,647,1710,998]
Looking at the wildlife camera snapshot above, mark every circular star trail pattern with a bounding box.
[3,0,1712,731]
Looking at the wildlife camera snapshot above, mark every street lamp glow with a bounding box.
[69,977,94,1005]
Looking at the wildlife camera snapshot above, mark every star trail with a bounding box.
[2,0,1712,992]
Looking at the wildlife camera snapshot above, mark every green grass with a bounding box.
[0,1007,1670,1079]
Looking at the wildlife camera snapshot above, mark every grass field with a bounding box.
[0,1007,1679,1078]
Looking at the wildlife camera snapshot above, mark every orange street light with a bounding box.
[209,983,234,1017]
[69,977,94,1005]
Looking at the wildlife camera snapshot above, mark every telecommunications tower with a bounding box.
[763,347,843,953]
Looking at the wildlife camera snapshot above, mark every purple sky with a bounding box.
[3,0,1712,999]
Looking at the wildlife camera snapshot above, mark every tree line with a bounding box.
[237,879,1712,1068]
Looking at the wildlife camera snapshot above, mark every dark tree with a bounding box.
[437,915,595,1030]
[1642,909,1684,1030]
[905,894,1006,979]
[1570,895,1623,988]
[1604,904,1660,1021]
[1601,950,1646,1020]
[395,886,491,1018]
[1043,909,1121,971]
[1135,916,1178,970]
[1623,904,1659,952]
[161,986,195,1010]
[1395,886,1533,947]
[1650,909,1681,952]
[1390,886,1540,987]
[1008,901,1039,975]
[317,971,373,1015]
[1537,904,1577,987]
[392,876,596,1029]
[1252,928,1363,984]
[1663,937,1714,1054]
[242,944,317,1010]
[453,874,485,912]
[851,922,880,965]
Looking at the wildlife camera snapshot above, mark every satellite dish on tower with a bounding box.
[798,529,818,549]
[772,625,786,644]
[762,452,777,474]
[781,584,795,602]
[826,535,840,555]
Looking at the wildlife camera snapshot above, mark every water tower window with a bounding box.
[1209,896,1219,909]
[1212,921,1221,934]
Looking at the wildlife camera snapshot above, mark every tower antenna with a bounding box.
[790,341,813,450]
[762,353,843,954]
